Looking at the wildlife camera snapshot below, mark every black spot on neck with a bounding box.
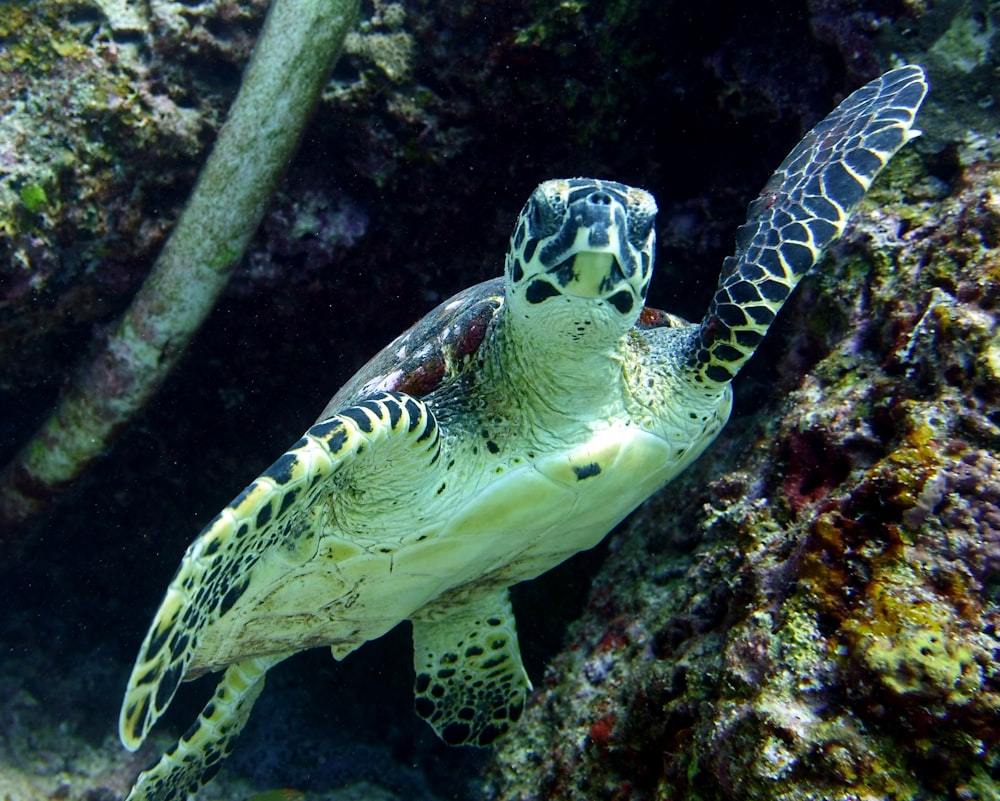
[606,290,634,315]
[525,279,560,304]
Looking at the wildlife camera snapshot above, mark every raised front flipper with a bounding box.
[412,589,532,747]
[125,654,286,801]
[120,391,442,751]
[693,65,929,384]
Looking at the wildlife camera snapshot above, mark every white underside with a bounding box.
[194,424,690,667]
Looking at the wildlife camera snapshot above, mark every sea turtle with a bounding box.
[120,65,927,800]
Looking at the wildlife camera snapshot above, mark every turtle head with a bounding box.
[505,178,657,346]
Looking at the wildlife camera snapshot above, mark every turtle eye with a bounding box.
[624,188,657,250]
[626,207,656,250]
[526,189,563,239]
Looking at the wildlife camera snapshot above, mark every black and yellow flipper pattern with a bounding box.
[120,392,441,800]
[124,654,286,801]
[692,65,928,384]
[412,589,532,747]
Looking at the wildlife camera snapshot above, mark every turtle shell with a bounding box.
[316,277,682,422]
[316,277,506,420]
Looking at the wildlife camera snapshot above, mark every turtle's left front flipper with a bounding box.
[125,653,288,801]
[692,65,929,385]
[411,589,532,747]
[120,391,442,753]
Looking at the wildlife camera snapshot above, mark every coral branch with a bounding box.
[0,0,360,535]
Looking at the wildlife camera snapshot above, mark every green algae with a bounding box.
[18,184,49,215]
[843,558,988,703]
[0,2,92,77]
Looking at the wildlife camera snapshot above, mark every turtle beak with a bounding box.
[547,251,626,300]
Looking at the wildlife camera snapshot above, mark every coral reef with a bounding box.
[485,153,1000,800]
[812,0,999,164]
[0,0,209,391]
[0,0,360,532]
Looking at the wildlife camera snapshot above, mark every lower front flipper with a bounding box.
[125,653,289,801]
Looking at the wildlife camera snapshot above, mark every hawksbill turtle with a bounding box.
[119,65,928,800]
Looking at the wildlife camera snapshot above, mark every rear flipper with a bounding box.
[412,589,532,747]
[125,653,288,801]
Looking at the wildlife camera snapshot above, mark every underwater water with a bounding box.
[1,1,999,800]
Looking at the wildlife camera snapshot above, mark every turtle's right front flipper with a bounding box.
[692,65,929,385]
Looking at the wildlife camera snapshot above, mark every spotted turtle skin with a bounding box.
[119,66,928,801]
